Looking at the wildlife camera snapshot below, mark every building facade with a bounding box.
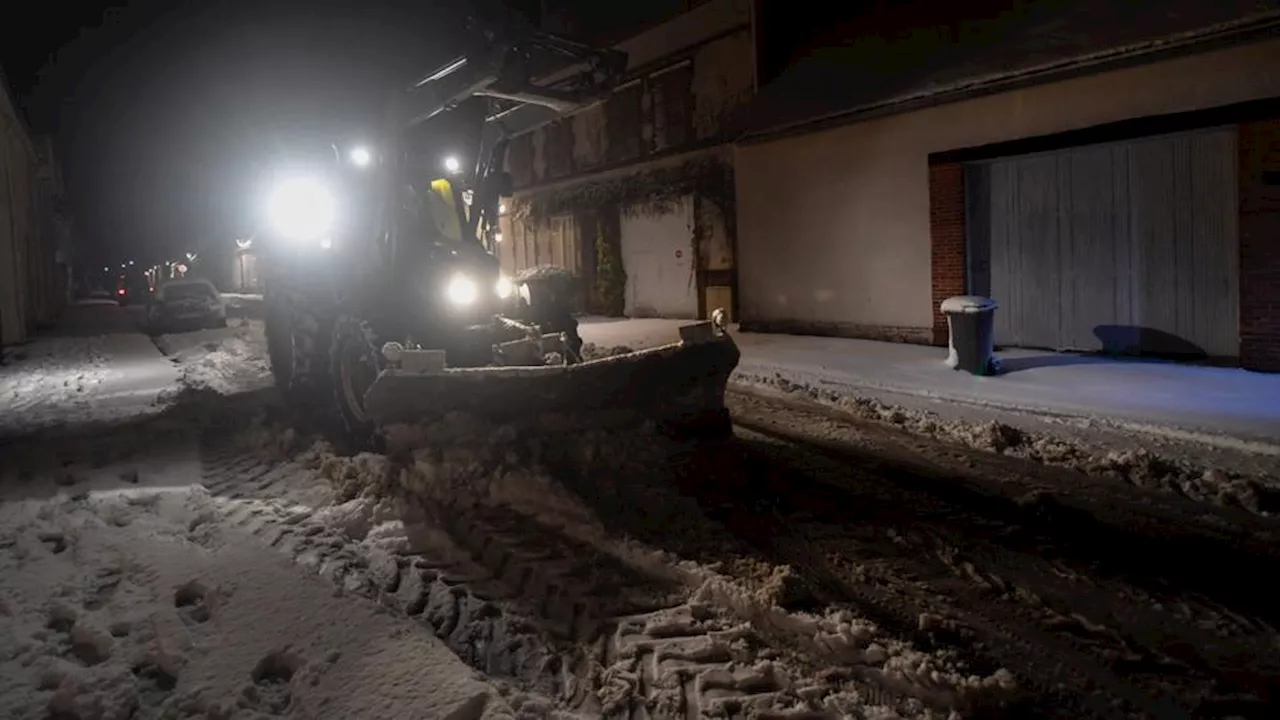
[34,136,75,308]
[498,0,754,319]
[1,73,66,345]
[733,0,1280,371]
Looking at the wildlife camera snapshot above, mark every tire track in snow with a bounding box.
[726,394,1280,718]
[195,428,912,719]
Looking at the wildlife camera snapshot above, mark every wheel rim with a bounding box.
[339,338,377,424]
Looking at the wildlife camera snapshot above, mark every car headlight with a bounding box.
[267,177,335,243]
[495,275,514,299]
[445,273,479,306]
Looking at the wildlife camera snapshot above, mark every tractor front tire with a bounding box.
[264,290,295,391]
[265,288,336,417]
[330,315,384,450]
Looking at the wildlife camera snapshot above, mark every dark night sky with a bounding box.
[0,0,537,267]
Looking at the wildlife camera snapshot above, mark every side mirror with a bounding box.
[496,171,514,199]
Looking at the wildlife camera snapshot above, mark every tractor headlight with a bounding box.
[495,275,514,300]
[445,273,479,306]
[266,177,335,243]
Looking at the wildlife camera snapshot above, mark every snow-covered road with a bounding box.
[0,471,502,719]
[0,303,515,719]
[4,304,1280,718]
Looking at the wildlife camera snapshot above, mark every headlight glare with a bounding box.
[445,274,479,306]
[267,177,335,243]
[495,275,515,299]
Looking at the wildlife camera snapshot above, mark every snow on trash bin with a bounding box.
[941,295,1002,376]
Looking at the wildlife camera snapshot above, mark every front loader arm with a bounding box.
[387,6,628,246]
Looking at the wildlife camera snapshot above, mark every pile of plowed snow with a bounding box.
[154,319,271,397]
[736,370,1280,515]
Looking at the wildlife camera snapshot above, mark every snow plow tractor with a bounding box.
[259,5,739,445]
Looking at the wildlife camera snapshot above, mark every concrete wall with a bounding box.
[501,0,753,318]
[1,83,62,345]
[735,37,1280,342]
[510,33,753,182]
[691,28,754,141]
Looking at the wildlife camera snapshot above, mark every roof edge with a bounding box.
[736,13,1280,147]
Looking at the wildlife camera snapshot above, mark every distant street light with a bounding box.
[186,252,198,262]
[443,155,461,174]
[350,146,372,167]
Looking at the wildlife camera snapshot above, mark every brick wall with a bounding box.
[1239,119,1280,372]
[929,162,967,346]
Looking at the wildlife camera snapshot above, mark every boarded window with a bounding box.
[509,215,580,276]
[545,120,574,179]
[650,64,694,151]
[507,134,535,189]
[605,84,643,164]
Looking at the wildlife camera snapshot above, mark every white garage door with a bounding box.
[966,128,1239,358]
[619,197,698,318]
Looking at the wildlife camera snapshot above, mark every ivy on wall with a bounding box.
[517,157,734,231]
[593,217,627,316]
[513,156,736,317]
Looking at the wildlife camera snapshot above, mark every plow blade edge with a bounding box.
[361,333,741,432]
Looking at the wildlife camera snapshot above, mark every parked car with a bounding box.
[116,270,151,305]
[147,278,227,332]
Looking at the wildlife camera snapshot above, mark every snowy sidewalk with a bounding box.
[1,300,512,719]
[0,442,506,719]
[0,303,180,438]
[577,318,1280,455]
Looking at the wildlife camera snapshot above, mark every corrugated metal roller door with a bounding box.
[966,128,1239,357]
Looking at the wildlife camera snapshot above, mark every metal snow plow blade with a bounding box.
[362,316,740,434]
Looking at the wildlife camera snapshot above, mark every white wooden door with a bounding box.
[619,197,697,318]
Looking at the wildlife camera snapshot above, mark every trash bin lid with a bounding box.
[940,295,998,313]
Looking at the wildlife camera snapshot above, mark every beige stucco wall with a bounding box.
[736,37,1280,334]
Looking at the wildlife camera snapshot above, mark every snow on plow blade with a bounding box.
[361,318,740,433]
